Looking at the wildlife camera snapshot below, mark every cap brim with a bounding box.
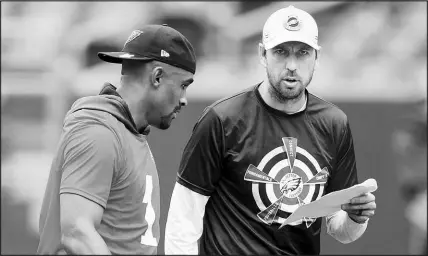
[264,37,320,51]
[97,52,154,64]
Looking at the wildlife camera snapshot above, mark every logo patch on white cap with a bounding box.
[284,15,301,31]
[124,30,143,46]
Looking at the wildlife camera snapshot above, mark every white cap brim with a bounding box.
[264,35,320,51]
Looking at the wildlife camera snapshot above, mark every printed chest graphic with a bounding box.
[244,137,329,228]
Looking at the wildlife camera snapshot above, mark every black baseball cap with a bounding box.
[98,24,196,74]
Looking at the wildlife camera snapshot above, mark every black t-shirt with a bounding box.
[177,83,358,255]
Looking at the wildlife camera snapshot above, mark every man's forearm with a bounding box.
[61,221,111,254]
[326,210,368,244]
[165,182,209,254]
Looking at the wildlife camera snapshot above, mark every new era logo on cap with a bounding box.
[161,50,170,57]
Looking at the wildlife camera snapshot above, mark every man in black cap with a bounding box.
[37,24,196,255]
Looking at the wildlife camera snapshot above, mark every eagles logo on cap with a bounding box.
[124,30,144,47]
[284,15,301,31]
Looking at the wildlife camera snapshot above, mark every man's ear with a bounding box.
[151,66,164,88]
[314,49,321,71]
[258,43,267,68]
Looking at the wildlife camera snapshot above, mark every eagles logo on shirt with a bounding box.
[244,137,329,228]
[280,175,302,197]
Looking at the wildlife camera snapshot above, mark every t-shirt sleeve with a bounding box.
[326,119,359,194]
[177,107,224,196]
[59,124,120,209]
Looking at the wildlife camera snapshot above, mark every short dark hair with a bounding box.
[121,60,151,76]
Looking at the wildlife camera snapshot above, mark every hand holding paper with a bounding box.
[341,181,377,224]
[280,179,378,228]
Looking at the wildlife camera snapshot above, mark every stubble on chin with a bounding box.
[267,70,313,104]
[268,83,305,103]
[159,112,175,130]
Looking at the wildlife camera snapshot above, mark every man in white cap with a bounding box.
[165,6,377,254]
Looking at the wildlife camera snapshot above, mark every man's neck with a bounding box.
[117,85,149,130]
[258,80,307,114]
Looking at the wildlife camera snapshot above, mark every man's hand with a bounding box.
[341,192,376,224]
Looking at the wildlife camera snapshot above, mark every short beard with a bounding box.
[158,114,173,130]
[267,70,313,104]
[158,105,180,130]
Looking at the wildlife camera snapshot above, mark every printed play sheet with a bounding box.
[280,179,378,227]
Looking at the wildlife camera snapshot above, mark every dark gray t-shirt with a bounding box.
[37,107,160,254]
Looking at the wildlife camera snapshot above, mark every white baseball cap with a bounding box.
[262,5,320,50]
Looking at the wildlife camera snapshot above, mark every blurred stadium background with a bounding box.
[1,1,426,254]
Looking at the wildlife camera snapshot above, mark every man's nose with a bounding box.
[286,57,298,72]
[179,97,188,107]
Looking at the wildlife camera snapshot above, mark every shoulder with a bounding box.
[189,85,257,139]
[66,107,120,129]
[206,85,258,121]
[307,91,349,126]
[64,98,124,141]
[62,119,121,159]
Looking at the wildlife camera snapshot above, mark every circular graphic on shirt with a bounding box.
[244,137,329,228]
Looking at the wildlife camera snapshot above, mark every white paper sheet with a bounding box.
[280,178,378,228]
